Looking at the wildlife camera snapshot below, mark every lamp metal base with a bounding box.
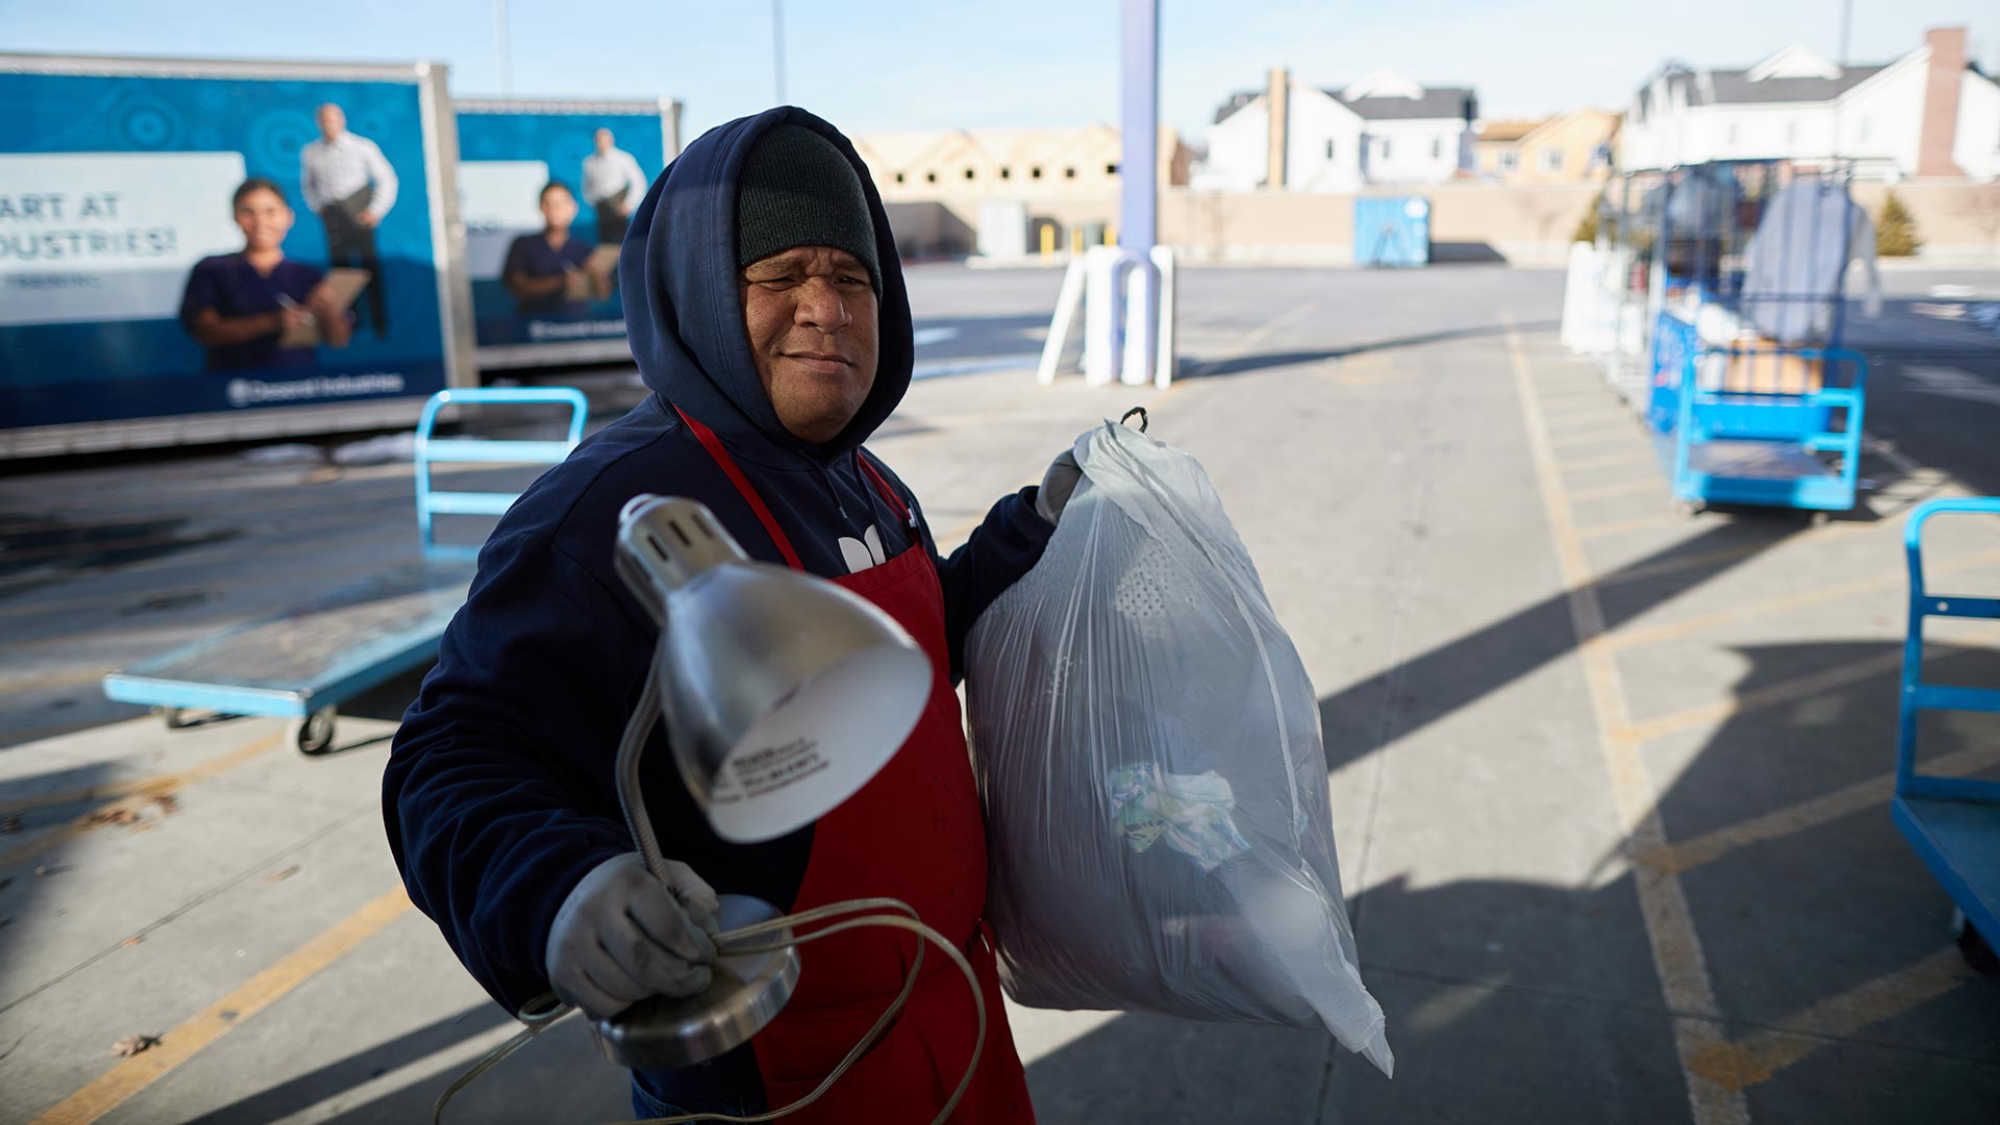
[590,895,800,1071]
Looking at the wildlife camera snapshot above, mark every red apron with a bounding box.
[674,407,1035,1124]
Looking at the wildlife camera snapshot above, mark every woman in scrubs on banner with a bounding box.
[180,178,352,372]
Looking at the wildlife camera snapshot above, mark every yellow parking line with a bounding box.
[1569,478,1663,503]
[0,730,284,869]
[0,666,115,697]
[1593,520,1882,591]
[1541,400,1626,418]
[1603,548,2000,654]
[1686,948,1973,1092]
[1579,514,1686,541]
[1551,428,1642,453]
[1505,322,1749,1125]
[1617,650,1906,746]
[1562,449,1655,474]
[0,727,283,818]
[1619,635,2000,748]
[29,886,412,1125]
[1596,542,1775,589]
[1636,743,2000,875]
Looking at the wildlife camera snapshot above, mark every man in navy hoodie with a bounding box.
[384,108,1077,1121]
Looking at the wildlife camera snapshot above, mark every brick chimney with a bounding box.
[1267,67,1289,189]
[1915,26,1966,177]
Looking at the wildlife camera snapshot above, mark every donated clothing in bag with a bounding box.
[967,420,1394,1076]
[1742,180,1881,345]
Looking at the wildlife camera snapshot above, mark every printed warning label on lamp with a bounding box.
[712,738,831,803]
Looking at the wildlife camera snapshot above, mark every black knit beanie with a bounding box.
[736,124,880,292]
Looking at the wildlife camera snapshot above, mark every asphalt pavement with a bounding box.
[3,263,1998,1123]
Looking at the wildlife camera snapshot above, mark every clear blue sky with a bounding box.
[7,1,1994,144]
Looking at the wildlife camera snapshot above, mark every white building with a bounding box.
[1621,28,2000,181]
[1199,67,1477,191]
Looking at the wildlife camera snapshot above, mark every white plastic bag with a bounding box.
[968,419,1393,1076]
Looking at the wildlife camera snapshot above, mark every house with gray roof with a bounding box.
[1198,67,1477,191]
[1621,28,1999,181]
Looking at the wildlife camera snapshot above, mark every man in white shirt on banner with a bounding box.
[301,102,399,338]
[581,126,649,245]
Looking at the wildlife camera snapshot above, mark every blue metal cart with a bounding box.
[1641,161,1872,514]
[1649,313,1867,512]
[1893,497,2000,973]
[102,387,587,754]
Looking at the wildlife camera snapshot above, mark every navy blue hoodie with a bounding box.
[382,107,1053,1105]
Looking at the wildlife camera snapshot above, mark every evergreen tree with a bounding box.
[1572,195,1602,244]
[1877,190,1921,257]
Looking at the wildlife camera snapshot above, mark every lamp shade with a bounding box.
[615,495,932,843]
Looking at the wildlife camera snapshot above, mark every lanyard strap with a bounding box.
[670,405,805,571]
[855,450,918,530]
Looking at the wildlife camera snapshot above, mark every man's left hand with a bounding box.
[1035,448,1082,525]
[358,211,381,229]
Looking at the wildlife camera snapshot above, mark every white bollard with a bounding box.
[1121,257,1154,387]
[1036,255,1089,386]
[1082,246,1128,387]
[1150,245,1176,389]
[1039,244,1175,389]
[1560,241,1597,354]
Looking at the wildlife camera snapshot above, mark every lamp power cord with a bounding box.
[433,639,986,1124]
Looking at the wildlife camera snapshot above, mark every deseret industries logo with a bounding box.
[226,373,406,408]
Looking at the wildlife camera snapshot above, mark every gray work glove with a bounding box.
[545,852,720,1020]
[1035,449,1083,525]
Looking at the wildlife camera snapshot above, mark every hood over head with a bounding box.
[618,106,913,460]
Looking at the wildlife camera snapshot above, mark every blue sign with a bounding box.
[0,69,450,430]
[455,108,666,350]
[1354,196,1431,268]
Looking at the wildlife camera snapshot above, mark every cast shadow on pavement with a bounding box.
[173,1003,517,1125]
[912,313,1051,362]
[1182,319,1561,381]
[0,514,241,598]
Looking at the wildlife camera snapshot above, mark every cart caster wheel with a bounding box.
[1959,918,2000,976]
[1810,511,1831,528]
[1676,499,1705,517]
[157,707,194,730]
[290,708,337,756]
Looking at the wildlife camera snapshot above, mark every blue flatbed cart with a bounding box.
[102,387,587,754]
[1640,161,1874,515]
[1649,312,1867,513]
[1893,497,2000,973]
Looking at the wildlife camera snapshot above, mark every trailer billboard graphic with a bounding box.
[0,70,449,430]
[455,107,666,353]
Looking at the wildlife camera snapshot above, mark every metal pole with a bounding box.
[1117,0,1161,386]
[772,0,787,106]
[1118,0,1159,251]
[494,0,511,96]
[1830,0,1852,161]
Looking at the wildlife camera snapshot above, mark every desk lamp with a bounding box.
[591,495,932,1071]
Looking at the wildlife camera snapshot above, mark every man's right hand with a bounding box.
[545,852,720,1020]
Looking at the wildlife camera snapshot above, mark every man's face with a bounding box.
[740,246,878,445]
[594,128,614,154]
[317,104,346,141]
[540,185,578,231]
[234,187,294,251]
